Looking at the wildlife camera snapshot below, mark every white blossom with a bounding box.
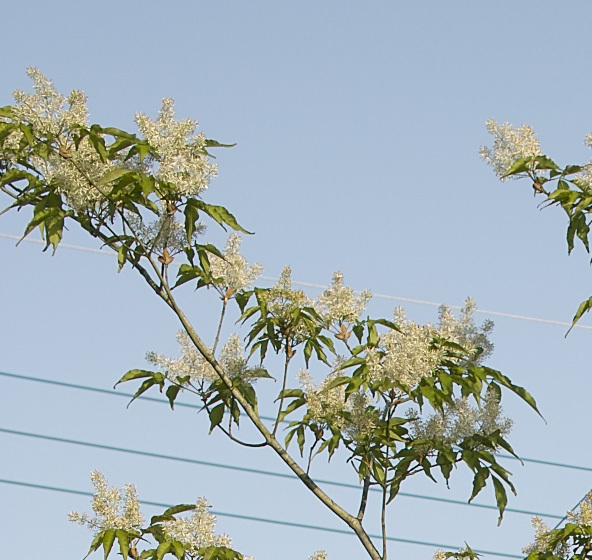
[147,332,252,383]
[68,471,144,534]
[210,234,263,294]
[8,68,125,210]
[298,368,375,441]
[308,551,328,560]
[367,299,493,388]
[315,272,371,325]
[408,385,513,445]
[479,119,541,179]
[162,497,232,557]
[135,98,217,197]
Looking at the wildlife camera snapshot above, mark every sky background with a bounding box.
[2,2,592,559]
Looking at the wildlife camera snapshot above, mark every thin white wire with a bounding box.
[2,232,591,330]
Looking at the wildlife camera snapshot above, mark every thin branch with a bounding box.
[272,349,292,437]
[212,298,227,353]
[357,475,371,521]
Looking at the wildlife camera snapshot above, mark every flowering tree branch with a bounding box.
[0,69,546,560]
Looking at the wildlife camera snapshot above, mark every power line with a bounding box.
[0,477,523,559]
[2,232,590,330]
[3,370,592,475]
[0,427,563,521]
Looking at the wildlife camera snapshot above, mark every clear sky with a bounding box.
[2,2,592,559]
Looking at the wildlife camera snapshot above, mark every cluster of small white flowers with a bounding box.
[12,68,88,137]
[162,497,232,557]
[438,298,494,363]
[522,516,569,558]
[315,272,371,325]
[266,266,312,313]
[147,332,250,383]
[298,369,374,440]
[261,267,314,344]
[367,300,494,388]
[308,551,327,560]
[479,119,542,179]
[408,386,513,444]
[7,68,124,209]
[209,234,263,293]
[127,212,204,254]
[431,550,447,560]
[366,307,442,388]
[567,491,592,525]
[135,98,217,197]
[68,471,144,534]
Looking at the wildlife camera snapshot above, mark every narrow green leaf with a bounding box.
[97,168,131,186]
[502,157,532,177]
[102,529,116,560]
[115,369,158,387]
[115,530,130,560]
[166,384,182,410]
[204,139,237,148]
[492,476,508,525]
[568,295,592,333]
[468,468,489,503]
[84,532,105,559]
[155,541,172,560]
[150,504,196,525]
[209,403,225,433]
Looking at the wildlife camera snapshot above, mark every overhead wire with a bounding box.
[3,370,592,475]
[0,477,523,559]
[1,232,590,330]
[0,426,563,521]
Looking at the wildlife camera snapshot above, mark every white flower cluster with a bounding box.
[438,297,494,362]
[523,492,592,558]
[315,272,371,326]
[209,234,263,294]
[308,551,327,560]
[298,368,375,441]
[147,332,250,383]
[407,385,513,444]
[265,266,312,314]
[366,299,492,388]
[127,212,204,254]
[522,516,569,558]
[68,471,144,534]
[8,68,122,210]
[161,497,232,557]
[479,119,542,179]
[4,69,218,211]
[135,97,217,197]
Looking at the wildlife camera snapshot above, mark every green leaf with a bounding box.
[166,384,182,410]
[502,157,532,177]
[204,139,237,149]
[533,155,559,170]
[97,168,132,186]
[102,529,116,560]
[155,541,172,560]
[115,369,159,387]
[208,403,225,433]
[84,532,105,559]
[492,475,508,525]
[568,295,592,333]
[115,530,130,560]
[170,541,185,559]
[150,504,196,525]
[468,467,489,503]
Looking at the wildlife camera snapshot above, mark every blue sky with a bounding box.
[2,2,592,559]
